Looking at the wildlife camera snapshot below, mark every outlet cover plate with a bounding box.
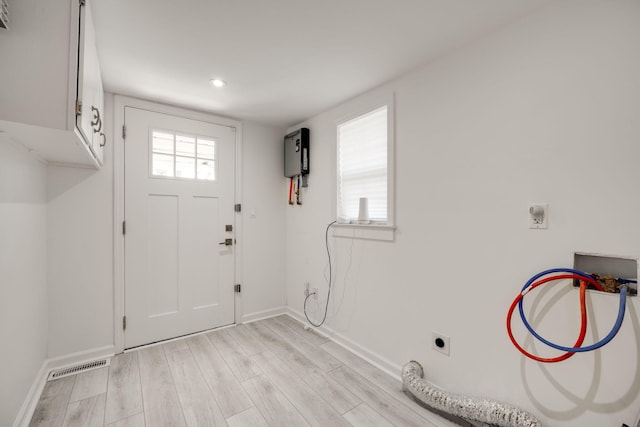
[528,203,548,229]
[432,332,450,356]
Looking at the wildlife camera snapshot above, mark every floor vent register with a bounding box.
[47,358,111,381]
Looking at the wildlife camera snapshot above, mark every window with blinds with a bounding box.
[337,105,388,223]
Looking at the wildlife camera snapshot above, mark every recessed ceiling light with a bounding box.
[210,79,227,88]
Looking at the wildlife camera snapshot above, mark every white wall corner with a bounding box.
[240,306,288,324]
[13,345,116,427]
[11,360,49,427]
[45,345,116,373]
[285,307,403,381]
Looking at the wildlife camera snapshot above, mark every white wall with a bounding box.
[0,94,285,424]
[286,2,640,426]
[0,138,48,426]
[240,121,288,320]
[46,94,115,359]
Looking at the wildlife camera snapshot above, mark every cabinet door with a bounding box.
[76,0,105,165]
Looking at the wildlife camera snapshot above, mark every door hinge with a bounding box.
[234,284,241,293]
[122,221,126,235]
[122,316,127,330]
[75,100,82,116]
[234,204,241,213]
[122,125,126,139]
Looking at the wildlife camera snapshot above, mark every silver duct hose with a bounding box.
[402,360,542,427]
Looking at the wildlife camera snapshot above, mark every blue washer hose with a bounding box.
[518,268,628,353]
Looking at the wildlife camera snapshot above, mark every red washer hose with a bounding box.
[506,273,603,363]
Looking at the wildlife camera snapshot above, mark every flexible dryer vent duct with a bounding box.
[402,361,542,427]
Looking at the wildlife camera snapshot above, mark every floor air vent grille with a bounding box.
[47,358,110,381]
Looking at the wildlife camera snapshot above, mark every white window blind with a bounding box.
[338,105,388,222]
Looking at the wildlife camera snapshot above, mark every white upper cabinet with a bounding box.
[0,0,105,168]
[76,0,105,166]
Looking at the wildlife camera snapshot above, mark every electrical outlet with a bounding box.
[528,203,548,229]
[432,332,450,356]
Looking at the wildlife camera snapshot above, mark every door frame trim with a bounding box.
[113,95,243,353]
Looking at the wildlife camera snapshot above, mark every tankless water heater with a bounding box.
[284,128,309,178]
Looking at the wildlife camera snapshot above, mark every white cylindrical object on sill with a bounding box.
[358,197,369,222]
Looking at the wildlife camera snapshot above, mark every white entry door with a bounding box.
[124,107,236,348]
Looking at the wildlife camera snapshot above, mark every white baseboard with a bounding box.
[246,307,402,381]
[241,306,287,324]
[12,345,116,427]
[12,359,49,427]
[286,307,403,381]
[45,345,116,374]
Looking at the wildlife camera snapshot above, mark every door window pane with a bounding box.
[151,130,217,181]
[152,153,174,177]
[176,135,196,157]
[198,138,216,159]
[152,131,174,154]
[197,159,216,181]
[176,156,196,179]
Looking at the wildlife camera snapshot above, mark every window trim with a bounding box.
[332,223,396,242]
[148,128,218,182]
[335,93,395,234]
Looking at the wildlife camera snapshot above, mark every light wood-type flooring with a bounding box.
[28,315,455,427]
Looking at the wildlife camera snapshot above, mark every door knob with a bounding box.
[219,238,233,246]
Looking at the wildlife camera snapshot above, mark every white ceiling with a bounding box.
[91,1,544,127]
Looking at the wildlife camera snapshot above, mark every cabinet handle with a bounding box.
[90,106,99,126]
[90,106,102,132]
[99,132,106,147]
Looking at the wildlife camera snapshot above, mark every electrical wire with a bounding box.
[304,220,337,327]
[331,233,354,318]
[518,268,626,353]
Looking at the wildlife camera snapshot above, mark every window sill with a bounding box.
[332,223,396,241]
